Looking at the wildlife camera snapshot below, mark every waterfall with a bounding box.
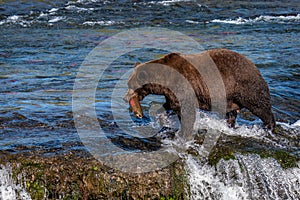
[181,113,300,200]
[0,165,31,200]
[185,153,300,199]
[151,108,300,199]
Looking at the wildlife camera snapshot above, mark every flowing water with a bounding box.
[0,0,299,199]
[182,113,300,199]
[185,153,300,200]
[0,165,31,200]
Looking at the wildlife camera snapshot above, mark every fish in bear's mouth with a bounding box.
[124,89,143,119]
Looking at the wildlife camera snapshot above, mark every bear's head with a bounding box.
[124,62,144,119]
[124,53,187,119]
[124,61,168,119]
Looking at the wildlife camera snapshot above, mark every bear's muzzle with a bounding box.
[124,89,143,119]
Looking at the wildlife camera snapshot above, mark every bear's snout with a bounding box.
[124,89,144,119]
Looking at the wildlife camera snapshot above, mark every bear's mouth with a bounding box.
[124,89,143,119]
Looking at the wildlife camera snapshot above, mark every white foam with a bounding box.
[211,17,248,25]
[65,5,95,12]
[0,15,32,27]
[48,8,59,13]
[83,20,121,26]
[48,16,65,23]
[193,111,266,138]
[7,15,20,22]
[140,0,195,6]
[0,165,31,200]
[277,120,300,131]
[185,20,201,24]
[182,110,300,199]
[159,0,193,6]
[69,0,101,4]
[211,14,300,25]
[185,155,249,199]
[256,14,300,22]
[292,119,300,127]
[185,152,300,200]
[38,12,48,18]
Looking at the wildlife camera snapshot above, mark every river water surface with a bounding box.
[0,0,299,199]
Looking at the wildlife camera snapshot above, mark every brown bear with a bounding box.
[124,48,276,130]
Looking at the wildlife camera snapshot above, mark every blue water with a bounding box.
[0,0,299,154]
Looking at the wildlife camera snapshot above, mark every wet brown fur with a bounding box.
[127,48,276,130]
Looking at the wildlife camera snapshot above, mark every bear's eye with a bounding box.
[137,70,148,85]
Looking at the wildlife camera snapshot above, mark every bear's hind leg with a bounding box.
[241,100,276,130]
[252,107,275,130]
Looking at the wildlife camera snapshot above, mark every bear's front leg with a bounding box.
[226,110,238,128]
[163,96,181,119]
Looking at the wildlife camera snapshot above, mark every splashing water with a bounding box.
[178,112,300,200]
[0,165,31,200]
[185,154,300,200]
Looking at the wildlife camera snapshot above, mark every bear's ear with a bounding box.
[134,62,141,68]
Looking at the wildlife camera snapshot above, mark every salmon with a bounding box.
[129,94,143,118]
